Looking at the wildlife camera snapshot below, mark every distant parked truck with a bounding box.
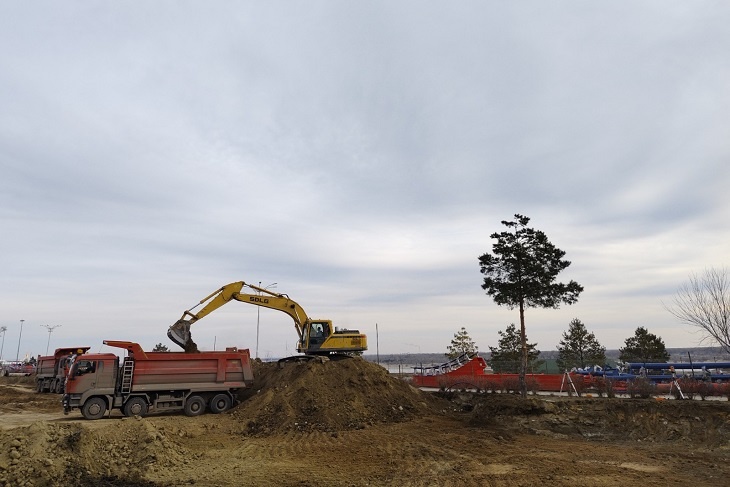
[35,347,91,393]
[1,361,35,377]
[62,340,254,420]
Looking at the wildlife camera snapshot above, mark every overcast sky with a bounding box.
[1,2,729,362]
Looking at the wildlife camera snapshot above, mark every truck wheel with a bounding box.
[123,397,148,417]
[81,397,107,420]
[35,380,43,393]
[184,395,206,417]
[209,393,232,414]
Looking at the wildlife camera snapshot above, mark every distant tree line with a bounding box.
[448,322,672,374]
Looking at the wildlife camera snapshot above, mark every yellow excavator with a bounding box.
[167,281,367,358]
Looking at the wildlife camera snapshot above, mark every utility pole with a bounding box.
[376,323,380,365]
[0,326,7,362]
[15,319,24,362]
[256,282,277,359]
[41,324,62,355]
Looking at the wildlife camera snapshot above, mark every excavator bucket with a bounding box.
[167,319,191,349]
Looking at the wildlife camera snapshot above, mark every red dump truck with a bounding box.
[62,340,254,420]
[35,347,91,393]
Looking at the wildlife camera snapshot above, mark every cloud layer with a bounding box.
[1,2,729,359]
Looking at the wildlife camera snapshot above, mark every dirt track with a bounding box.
[1,359,729,486]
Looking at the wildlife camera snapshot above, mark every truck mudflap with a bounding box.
[62,394,71,415]
[62,393,88,415]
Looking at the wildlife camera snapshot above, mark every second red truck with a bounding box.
[63,340,254,420]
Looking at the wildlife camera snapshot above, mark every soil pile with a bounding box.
[232,357,443,435]
[0,411,214,487]
[465,393,730,445]
[0,381,59,414]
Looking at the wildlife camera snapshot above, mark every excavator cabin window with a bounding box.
[310,323,326,344]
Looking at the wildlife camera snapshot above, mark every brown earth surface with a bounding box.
[1,358,729,487]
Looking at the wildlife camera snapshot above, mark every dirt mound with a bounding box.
[0,383,60,413]
[464,393,730,446]
[0,417,189,486]
[231,357,443,435]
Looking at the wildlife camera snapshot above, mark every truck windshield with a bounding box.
[74,360,96,376]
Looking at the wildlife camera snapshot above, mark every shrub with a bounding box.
[478,378,501,393]
[526,376,540,395]
[501,376,521,394]
[571,375,587,397]
[627,377,656,399]
[697,380,714,400]
[561,374,586,397]
[719,381,730,401]
[675,377,700,400]
[592,377,616,398]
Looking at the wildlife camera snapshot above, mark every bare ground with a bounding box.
[1,359,729,487]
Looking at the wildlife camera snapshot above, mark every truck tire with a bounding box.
[184,395,206,417]
[123,397,148,417]
[209,393,232,414]
[81,397,107,420]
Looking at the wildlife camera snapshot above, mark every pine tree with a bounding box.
[446,327,478,359]
[488,324,541,373]
[619,327,670,363]
[152,343,170,352]
[479,214,582,396]
[556,318,606,371]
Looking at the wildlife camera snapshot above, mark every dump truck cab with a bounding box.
[63,353,120,418]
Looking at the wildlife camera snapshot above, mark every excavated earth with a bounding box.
[1,358,730,486]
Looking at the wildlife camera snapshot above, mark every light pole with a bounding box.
[0,326,7,362]
[41,324,62,355]
[256,282,277,359]
[15,319,24,362]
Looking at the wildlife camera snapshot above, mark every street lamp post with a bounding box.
[41,324,62,355]
[256,282,277,359]
[0,326,7,362]
[15,319,24,362]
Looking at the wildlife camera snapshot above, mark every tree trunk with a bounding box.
[519,300,527,398]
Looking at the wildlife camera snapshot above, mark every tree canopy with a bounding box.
[488,324,541,373]
[478,214,582,396]
[556,318,606,371]
[619,327,670,363]
[446,327,478,359]
[666,267,730,354]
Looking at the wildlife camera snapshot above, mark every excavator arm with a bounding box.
[167,281,310,351]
